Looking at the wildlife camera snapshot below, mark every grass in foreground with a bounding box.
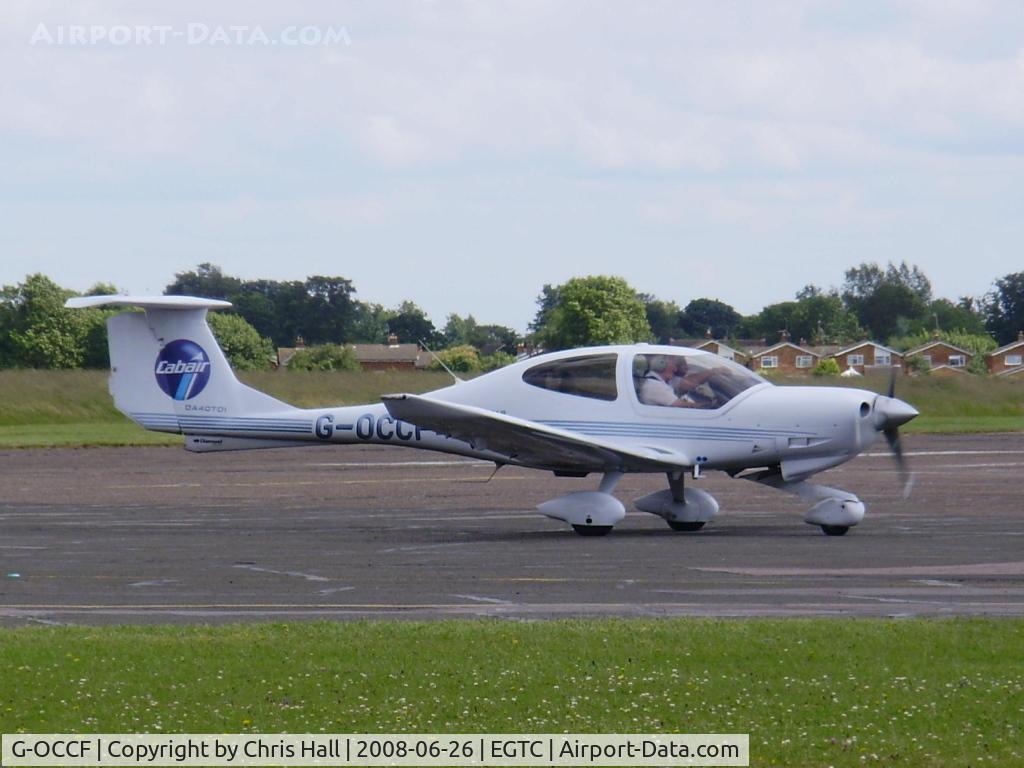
[0,619,1021,766]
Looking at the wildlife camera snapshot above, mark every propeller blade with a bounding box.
[887,364,896,399]
[884,426,914,499]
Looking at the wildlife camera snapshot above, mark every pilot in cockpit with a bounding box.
[638,355,717,408]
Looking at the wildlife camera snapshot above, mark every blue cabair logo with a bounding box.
[155,340,212,400]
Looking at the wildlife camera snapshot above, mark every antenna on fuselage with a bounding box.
[420,340,465,384]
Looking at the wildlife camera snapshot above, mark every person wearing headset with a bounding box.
[639,354,716,408]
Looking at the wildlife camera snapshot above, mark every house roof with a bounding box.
[694,340,747,357]
[989,339,1024,357]
[350,343,423,363]
[807,345,842,357]
[927,364,969,375]
[752,341,820,358]
[833,341,902,357]
[905,340,972,357]
[995,365,1024,377]
[671,338,768,354]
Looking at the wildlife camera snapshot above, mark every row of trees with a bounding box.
[2,262,1023,370]
[166,263,519,353]
[530,263,1022,352]
[0,274,276,371]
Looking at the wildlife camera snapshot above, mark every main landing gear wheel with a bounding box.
[667,521,705,532]
[572,524,614,537]
[820,524,850,536]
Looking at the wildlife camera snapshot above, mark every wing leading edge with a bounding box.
[382,393,690,473]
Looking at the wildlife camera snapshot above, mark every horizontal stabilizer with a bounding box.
[65,295,231,311]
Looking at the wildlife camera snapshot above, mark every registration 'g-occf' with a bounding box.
[68,295,918,537]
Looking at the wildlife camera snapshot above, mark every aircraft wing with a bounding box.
[382,394,690,473]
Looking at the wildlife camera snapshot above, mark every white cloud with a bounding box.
[1,0,1023,328]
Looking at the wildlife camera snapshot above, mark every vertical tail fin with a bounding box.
[66,296,295,433]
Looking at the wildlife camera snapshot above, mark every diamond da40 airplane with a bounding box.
[68,295,918,537]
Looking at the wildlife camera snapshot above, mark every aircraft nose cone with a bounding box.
[874,396,919,430]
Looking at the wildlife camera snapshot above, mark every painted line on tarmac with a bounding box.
[110,476,535,490]
[862,449,1024,458]
[307,460,491,468]
[451,594,514,605]
[0,602,492,610]
[233,564,330,582]
[693,561,1024,577]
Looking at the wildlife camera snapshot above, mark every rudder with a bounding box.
[68,296,295,434]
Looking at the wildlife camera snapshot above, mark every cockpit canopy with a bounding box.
[519,350,766,409]
[521,353,618,401]
[633,353,766,409]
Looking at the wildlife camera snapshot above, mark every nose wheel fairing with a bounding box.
[744,467,865,534]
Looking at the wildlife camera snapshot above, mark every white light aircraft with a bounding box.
[68,295,918,537]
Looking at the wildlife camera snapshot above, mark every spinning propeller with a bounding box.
[873,368,918,498]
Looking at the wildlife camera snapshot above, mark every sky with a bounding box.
[2,1,1023,332]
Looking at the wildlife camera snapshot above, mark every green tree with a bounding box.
[678,298,742,339]
[812,358,841,376]
[349,302,392,343]
[528,284,561,337]
[287,344,360,372]
[888,329,997,358]
[480,350,516,371]
[85,282,120,296]
[534,275,651,350]
[640,297,683,343]
[166,263,241,299]
[80,309,116,368]
[742,286,863,345]
[168,264,369,347]
[207,312,274,370]
[443,313,518,354]
[0,274,85,368]
[792,291,862,344]
[388,301,441,346]
[986,272,1024,345]
[740,301,798,342]
[428,344,481,373]
[928,297,987,336]
[301,275,358,344]
[842,261,931,341]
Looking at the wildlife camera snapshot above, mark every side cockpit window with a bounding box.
[634,353,765,409]
[522,354,618,401]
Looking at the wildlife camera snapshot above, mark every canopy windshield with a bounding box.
[633,353,766,410]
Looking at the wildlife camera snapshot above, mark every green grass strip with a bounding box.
[0,619,1021,766]
[1,369,1022,447]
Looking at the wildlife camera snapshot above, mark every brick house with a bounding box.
[670,336,760,367]
[987,332,1024,376]
[349,343,426,371]
[277,338,427,371]
[903,340,972,373]
[832,342,903,375]
[750,341,820,375]
[693,340,751,366]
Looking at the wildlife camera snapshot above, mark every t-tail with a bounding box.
[65,295,306,451]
